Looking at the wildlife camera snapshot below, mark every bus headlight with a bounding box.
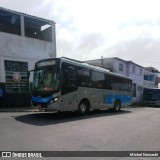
[50,100,54,104]
[50,97,59,104]
[54,97,59,102]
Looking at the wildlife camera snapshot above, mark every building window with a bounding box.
[119,63,123,71]
[24,16,52,42]
[0,9,21,35]
[4,60,29,93]
[132,65,135,73]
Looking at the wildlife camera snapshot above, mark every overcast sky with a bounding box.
[1,0,160,69]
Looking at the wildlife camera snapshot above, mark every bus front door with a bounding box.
[61,69,78,111]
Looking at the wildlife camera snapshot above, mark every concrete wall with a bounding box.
[128,63,144,103]
[103,59,114,71]
[86,58,115,71]
[0,32,56,82]
[128,63,144,86]
[112,59,127,76]
[86,59,102,67]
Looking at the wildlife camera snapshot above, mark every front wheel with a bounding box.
[78,100,90,115]
[113,100,121,112]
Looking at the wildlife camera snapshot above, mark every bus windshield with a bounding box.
[145,91,160,101]
[32,67,60,92]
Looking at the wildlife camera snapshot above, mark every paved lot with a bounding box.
[0,107,160,160]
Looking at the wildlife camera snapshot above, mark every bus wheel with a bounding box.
[78,100,89,115]
[114,100,121,112]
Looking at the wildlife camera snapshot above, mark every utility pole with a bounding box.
[101,56,103,67]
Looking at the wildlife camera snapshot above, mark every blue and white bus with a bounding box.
[31,57,132,114]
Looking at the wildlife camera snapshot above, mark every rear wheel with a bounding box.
[113,100,121,112]
[78,100,90,115]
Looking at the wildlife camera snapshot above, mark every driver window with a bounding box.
[44,73,52,88]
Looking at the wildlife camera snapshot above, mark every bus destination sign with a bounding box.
[37,60,56,67]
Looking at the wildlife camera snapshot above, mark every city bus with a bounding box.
[144,88,160,107]
[31,57,132,114]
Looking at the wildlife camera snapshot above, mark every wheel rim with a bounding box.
[79,104,87,113]
[115,103,120,111]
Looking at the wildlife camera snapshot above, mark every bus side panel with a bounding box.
[102,91,132,108]
[60,91,79,111]
[61,87,103,112]
[66,88,132,112]
[60,87,95,112]
[88,88,101,110]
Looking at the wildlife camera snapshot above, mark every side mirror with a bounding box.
[27,71,30,79]
[27,69,34,80]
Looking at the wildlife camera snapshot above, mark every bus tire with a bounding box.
[113,100,121,112]
[78,100,90,115]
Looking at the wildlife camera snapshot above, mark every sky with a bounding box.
[1,0,160,70]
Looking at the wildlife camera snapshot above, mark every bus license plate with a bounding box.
[37,105,41,108]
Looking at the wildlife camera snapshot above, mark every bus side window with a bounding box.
[62,67,78,95]
[80,70,92,87]
[66,70,78,88]
[92,71,105,89]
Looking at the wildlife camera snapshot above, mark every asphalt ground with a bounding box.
[0,106,159,160]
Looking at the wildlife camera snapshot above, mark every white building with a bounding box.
[86,57,144,103]
[0,7,56,107]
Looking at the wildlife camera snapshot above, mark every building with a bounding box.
[144,70,156,89]
[0,7,56,107]
[86,57,144,103]
[144,67,160,89]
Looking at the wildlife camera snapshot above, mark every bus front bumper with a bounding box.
[32,96,62,111]
[145,100,160,106]
[32,101,62,111]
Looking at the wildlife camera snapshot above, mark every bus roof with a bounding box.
[61,57,132,81]
[35,57,132,81]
